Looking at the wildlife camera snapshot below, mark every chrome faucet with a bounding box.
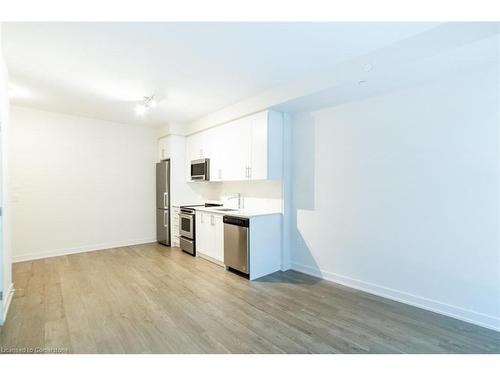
[226,193,242,209]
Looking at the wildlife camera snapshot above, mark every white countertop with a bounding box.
[194,206,282,218]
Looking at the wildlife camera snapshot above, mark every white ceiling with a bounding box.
[3,22,439,127]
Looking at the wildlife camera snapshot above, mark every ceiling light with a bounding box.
[134,94,157,116]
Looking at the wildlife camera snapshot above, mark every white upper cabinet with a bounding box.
[158,137,168,161]
[215,116,251,182]
[252,110,284,180]
[185,132,204,181]
[186,132,203,161]
[248,111,268,180]
[186,110,283,182]
[206,125,225,182]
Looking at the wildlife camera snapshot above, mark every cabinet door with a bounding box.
[209,214,217,259]
[249,112,268,180]
[198,129,213,160]
[186,132,200,161]
[195,213,203,252]
[219,117,251,181]
[158,137,168,161]
[196,212,210,256]
[213,215,224,262]
[208,126,224,181]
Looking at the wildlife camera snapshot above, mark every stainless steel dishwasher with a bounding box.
[223,216,249,275]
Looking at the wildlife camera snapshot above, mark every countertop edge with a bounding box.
[194,206,282,218]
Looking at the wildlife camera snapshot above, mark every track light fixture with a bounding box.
[134,94,157,116]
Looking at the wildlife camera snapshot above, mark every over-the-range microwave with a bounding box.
[191,158,210,181]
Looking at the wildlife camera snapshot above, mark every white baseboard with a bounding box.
[1,283,14,326]
[292,262,500,333]
[12,238,157,263]
[197,252,225,267]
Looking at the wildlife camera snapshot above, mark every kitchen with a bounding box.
[157,110,283,280]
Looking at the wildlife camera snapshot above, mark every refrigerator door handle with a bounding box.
[164,211,168,227]
[164,192,169,208]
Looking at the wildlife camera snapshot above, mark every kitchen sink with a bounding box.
[215,208,238,212]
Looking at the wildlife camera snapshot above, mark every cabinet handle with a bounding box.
[248,166,252,178]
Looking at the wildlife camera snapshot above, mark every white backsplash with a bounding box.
[186,180,283,211]
[185,181,221,204]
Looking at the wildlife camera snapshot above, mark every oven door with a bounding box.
[179,213,194,239]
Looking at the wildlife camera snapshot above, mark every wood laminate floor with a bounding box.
[1,243,499,354]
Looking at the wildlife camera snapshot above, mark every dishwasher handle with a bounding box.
[223,216,249,227]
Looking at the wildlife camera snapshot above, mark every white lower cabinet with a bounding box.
[172,206,180,247]
[196,212,210,254]
[195,211,224,264]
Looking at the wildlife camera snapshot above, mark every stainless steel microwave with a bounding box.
[191,158,210,181]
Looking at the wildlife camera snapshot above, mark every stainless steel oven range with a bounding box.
[179,207,196,255]
[179,203,222,256]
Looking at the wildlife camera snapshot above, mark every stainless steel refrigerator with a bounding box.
[156,160,170,246]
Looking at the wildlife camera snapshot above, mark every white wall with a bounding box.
[10,106,158,262]
[290,65,500,331]
[0,23,13,324]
